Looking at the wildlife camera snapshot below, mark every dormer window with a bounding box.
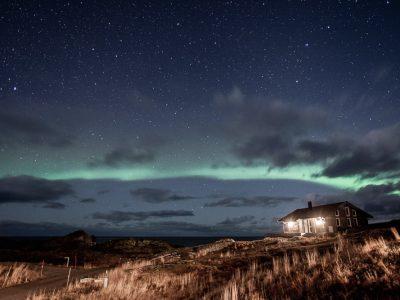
[335,209,339,216]
[352,209,357,216]
[345,207,350,216]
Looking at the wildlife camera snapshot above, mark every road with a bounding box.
[0,264,108,300]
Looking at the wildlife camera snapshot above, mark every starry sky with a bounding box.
[1,0,400,236]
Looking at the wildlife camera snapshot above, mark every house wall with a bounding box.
[335,205,368,231]
[281,203,370,234]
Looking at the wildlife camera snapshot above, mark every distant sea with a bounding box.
[6,236,264,247]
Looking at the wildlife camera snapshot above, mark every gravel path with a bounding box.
[0,264,108,300]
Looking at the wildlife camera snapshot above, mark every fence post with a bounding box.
[103,270,109,288]
[64,257,70,268]
[40,260,45,277]
[66,267,72,287]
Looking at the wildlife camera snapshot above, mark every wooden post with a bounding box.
[40,260,44,277]
[64,257,70,268]
[66,267,72,287]
[74,255,77,269]
[103,270,109,288]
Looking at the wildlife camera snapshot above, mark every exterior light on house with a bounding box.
[287,221,296,228]
[315,217,325,226]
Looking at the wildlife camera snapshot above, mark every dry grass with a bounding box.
[29,235,400,300]
[220,237,400,299]
[0,263,41,288]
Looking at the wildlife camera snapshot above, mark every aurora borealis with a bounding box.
[1,1,400,236]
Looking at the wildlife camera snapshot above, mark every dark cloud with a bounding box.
[0,219,278,237]
[128,220,276,236]
[205,195,296,207]
[131,188,195,203]
[97,189,110,195]
[217,215,255,226]
[321,123,400,178]
[218,88,400,180]
[309,182,400,219]
[92,209,194,224]
[0,220,77,236]
[234,135,354,169]
[0,175,74,205]
[88,147,155,168]
[42,202,66,209]
[221,96,326,139]
[218,90,329,167]
[80,198,96,203]
[0,112,74,147]
[88,135,166,168]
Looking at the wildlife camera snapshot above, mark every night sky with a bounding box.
[1,1,400,236]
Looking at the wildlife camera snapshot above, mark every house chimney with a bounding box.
[308,201,312,209]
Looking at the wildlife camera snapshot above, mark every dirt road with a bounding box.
[0,264,108,300]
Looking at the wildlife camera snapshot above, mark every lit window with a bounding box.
[335,209,339,216]
[336,218,340,226]
[347,218,352,227]
[345,207,350,216]
[287,221,296,229]
[352,209,357,216]
[353,218,358,226]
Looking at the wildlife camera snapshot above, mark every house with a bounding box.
[279,201,373,234]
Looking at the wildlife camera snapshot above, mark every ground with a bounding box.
[1,224,398,299]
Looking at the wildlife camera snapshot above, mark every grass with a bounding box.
[29,231,400,299]
[0,263,41,288]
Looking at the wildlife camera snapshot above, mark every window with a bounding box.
[336,218,340,226]
[345,207,350,216]
[347,218,352,227]
[353,218,358,227]
[352,209,357,216]
[335,209,339,216]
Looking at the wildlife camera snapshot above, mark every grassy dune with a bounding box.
[29,230,400,299]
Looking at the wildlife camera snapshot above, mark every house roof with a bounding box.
[279,201,373,222]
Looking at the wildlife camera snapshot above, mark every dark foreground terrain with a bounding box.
[1,222,400,299]
[0,230,176,267]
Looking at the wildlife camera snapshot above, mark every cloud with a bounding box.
[126,220,276,236]
[205,195,296,207]
[0,220,78,236]
[88,147,155,168]
[92,209,194,224]
[217,88,328,167]
[0,219,278,236]
[80,198,96,203]
[217,215,255,226]
[214,86,245,106]
[310,182,400,219]
[0,112,74,147]
[88,135,166,168]
[321,123,400,178]
[42,202,66,209]
[0,175,74,205]
[131,188,195,203]
[97,189,110,195]
[217,88,400,180]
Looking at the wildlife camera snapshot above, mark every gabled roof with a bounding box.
[279,201,373,222]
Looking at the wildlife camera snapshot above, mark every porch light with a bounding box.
[287,221,296,228]
[315,217,325,226]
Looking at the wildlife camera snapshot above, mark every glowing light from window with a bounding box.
[315,217,325,226]
[287,221,296,228]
